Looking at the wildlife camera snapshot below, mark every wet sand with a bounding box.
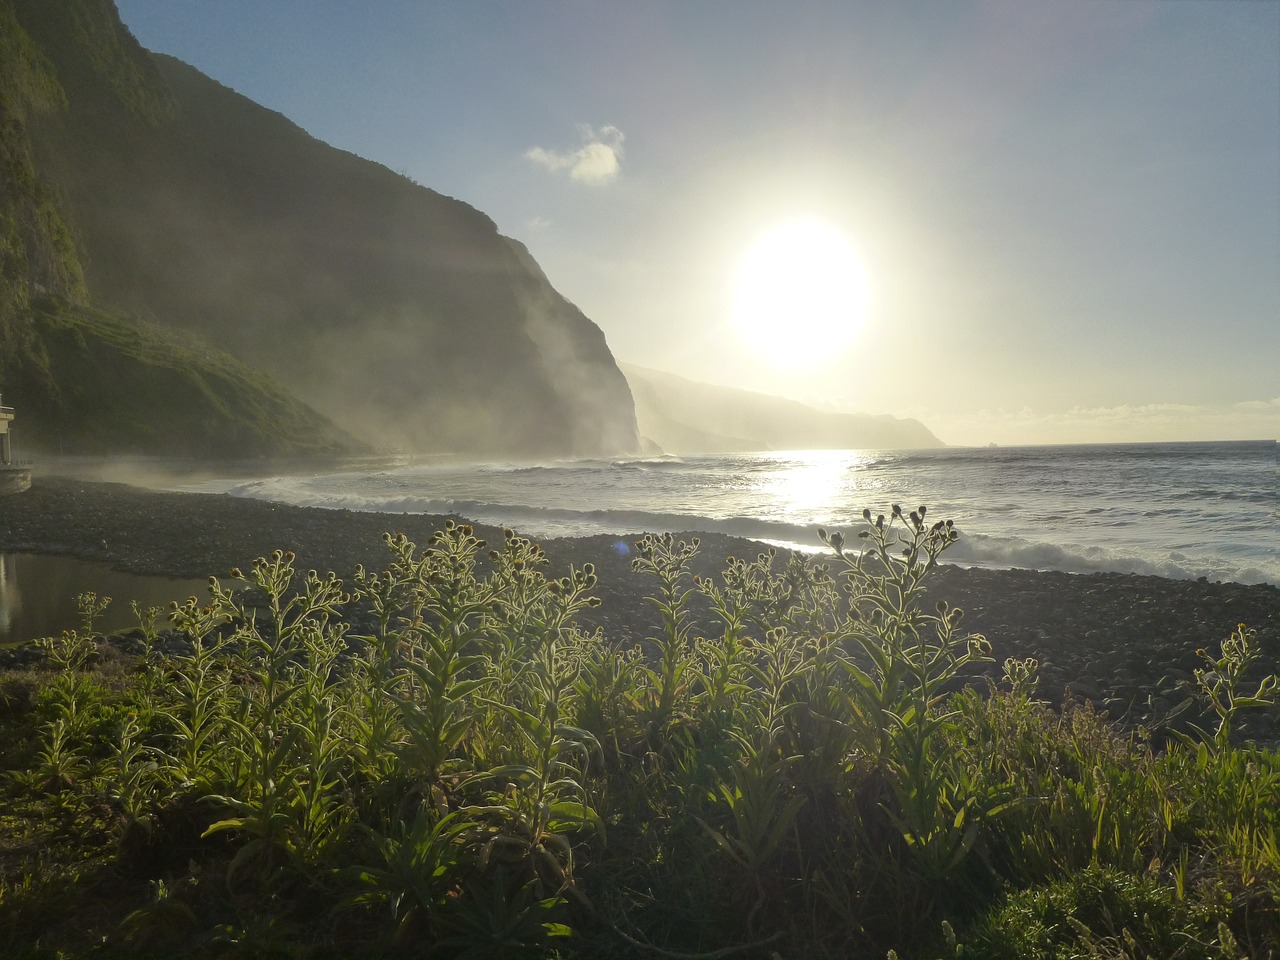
[2,476,1276,739]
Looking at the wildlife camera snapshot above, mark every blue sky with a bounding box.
[113,0,1279,445]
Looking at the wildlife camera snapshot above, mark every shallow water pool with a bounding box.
[0,553,210,647]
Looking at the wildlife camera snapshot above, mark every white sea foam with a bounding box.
[185,441,1278,585]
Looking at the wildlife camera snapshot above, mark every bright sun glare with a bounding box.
[731,219,870,367]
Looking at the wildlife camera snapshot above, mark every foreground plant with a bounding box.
[1189,623,1278,753]
[0,510,1274,959]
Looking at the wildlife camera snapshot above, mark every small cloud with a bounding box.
[524,215,553,231]
[525,124,625,185]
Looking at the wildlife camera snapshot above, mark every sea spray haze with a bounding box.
[190,440,1277,586]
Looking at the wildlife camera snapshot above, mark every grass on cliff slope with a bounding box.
[1,298,362,458]
[0,509,1275,959]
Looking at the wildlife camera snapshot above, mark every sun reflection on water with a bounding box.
[756,450,876,526]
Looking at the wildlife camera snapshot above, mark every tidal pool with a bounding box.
[0,553,210,646]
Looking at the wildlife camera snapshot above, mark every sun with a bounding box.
[731,219,870,366]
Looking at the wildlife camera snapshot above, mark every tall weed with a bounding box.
[4,509,1276,959]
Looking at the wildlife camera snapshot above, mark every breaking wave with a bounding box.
[195,441,1276,586]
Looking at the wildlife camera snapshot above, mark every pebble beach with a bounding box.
[2,476,1277,740]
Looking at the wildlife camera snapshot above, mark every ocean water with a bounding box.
[183,440,1278,587]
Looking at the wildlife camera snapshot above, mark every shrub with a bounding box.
[0,510,1275,958]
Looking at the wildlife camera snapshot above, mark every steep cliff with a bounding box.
[622,364,945,453]
[0,0,360,456]
[0,0,85,354]
[9,0,639,457]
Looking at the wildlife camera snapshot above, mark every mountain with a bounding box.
[1,0,639,458]
[621,364,945,453]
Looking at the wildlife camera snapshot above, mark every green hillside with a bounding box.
[5,0,639,458]
[0,0,84,344]
[5,299,360,457]
[0,0,362,458]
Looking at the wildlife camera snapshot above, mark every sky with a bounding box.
[113,0,1279,447]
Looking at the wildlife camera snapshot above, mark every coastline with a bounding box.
[2,476,1276,738]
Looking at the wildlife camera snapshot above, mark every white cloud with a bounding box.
[525,124,625,185]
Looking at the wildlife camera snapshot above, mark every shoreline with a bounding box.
[2,476,1277,738]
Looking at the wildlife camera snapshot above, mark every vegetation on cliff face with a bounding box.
[0,0,84,360]
[0,0,362,458]
[0,511,1274,957]
[4,0,639,458]
[7,0,174,124]
[6,299,361,457]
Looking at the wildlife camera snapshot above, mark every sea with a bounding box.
[180,440,1278,587]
